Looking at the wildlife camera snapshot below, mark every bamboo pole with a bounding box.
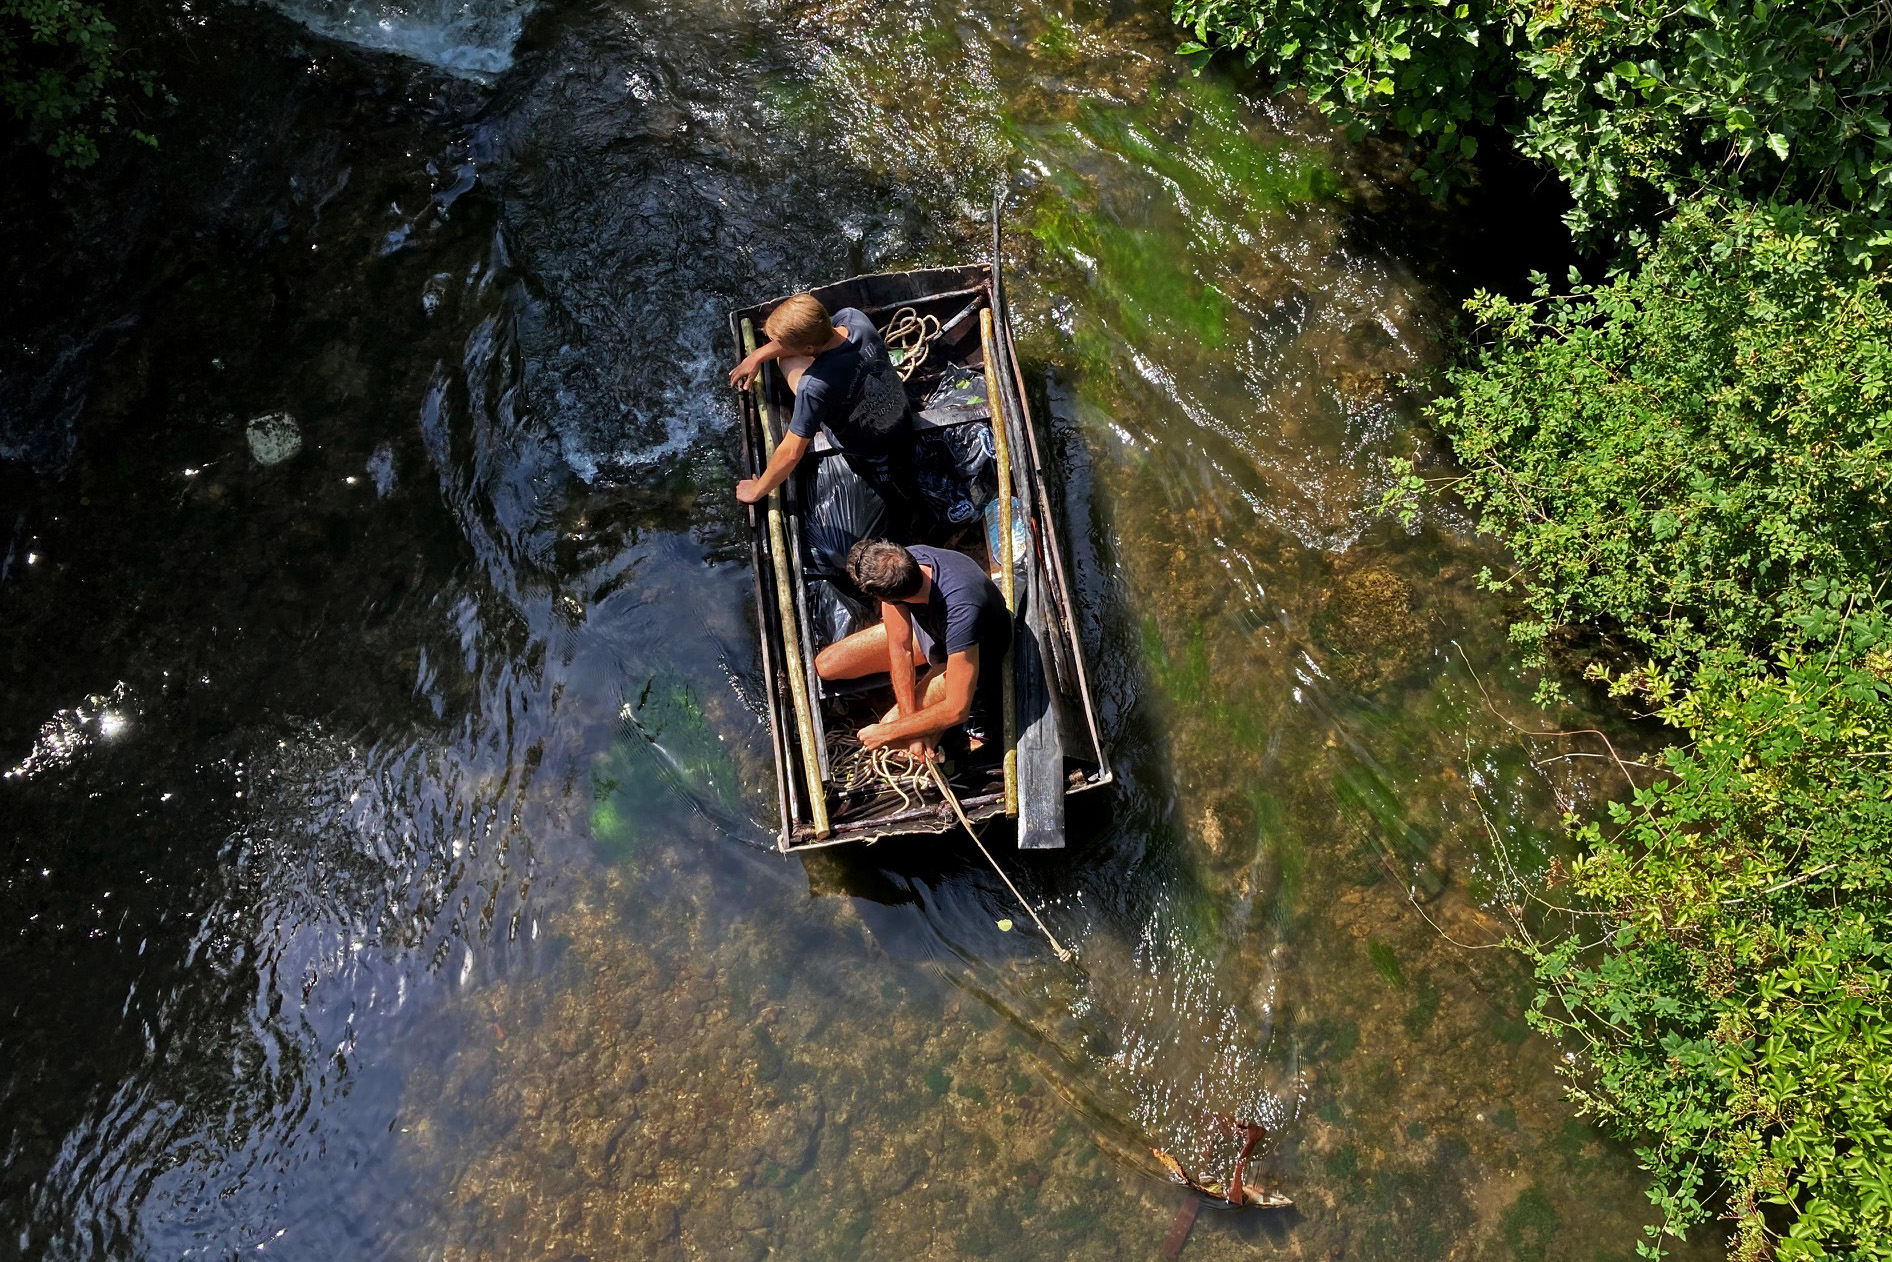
[743,318,830,839]
[980,307,1019,819]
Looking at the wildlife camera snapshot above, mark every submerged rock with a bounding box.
[245,412,303,465]
[1315,565,1426,691]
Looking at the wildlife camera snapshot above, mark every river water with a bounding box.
[0,2,1719,1259]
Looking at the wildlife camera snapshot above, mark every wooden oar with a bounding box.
[742,318,830,839]
[980,306,1020,820]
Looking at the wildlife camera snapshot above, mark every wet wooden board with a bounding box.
[1015,552,1067,849]
[989,216,1065,851]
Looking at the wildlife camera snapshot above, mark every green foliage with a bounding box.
[1172,0,1892,237]
[1173,0,1507,200]
[1532,661,1892,1259]
[1,0,154,165]
[1409,199,1892,1259]
[1516,2,1892,241]
[1419,198,1892,679]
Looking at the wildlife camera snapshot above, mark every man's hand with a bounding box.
[735,477,767,505]
[860,728,934,757]
[728,353,764,391]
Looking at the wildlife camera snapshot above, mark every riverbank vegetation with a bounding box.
[1173,0,1892,241]
[1177,1,1892,1258]
[2,0,156,164]
[1426,198,1892,1261]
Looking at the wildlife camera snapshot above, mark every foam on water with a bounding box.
[260,0,531,77]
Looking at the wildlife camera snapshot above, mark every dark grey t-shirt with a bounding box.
[906,544,1011,664]
[787,307,914,457]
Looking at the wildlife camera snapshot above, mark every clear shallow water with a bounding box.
[0,1,1721,1259]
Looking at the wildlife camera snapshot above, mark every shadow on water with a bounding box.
[0,1,1729,1260]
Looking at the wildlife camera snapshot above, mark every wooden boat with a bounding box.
[730,236,1111,853]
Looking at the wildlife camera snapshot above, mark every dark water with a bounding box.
[1,2,1720,1259]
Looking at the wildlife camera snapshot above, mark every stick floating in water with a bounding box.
[1142,1120,1294,1256]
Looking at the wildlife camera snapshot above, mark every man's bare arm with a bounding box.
[736,431,810,505]
[860,647,979,748]
[728,337,787,390]
[885,603,920,718]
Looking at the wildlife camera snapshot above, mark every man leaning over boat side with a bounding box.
[814,539,1010,758]
[729,293,916,511]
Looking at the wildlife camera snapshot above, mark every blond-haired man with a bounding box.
[729,293,915,506]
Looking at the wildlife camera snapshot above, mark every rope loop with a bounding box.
[827,729,1075,965]
[883,307,941,382]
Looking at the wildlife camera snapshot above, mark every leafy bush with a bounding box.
[1398,199,1892,1258]
[1535,641,1892,1260]
[1,0,153,164]
[1421,198,1892,674]
[1172,0,1892,237]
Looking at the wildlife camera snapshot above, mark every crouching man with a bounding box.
[814,539,1010,756]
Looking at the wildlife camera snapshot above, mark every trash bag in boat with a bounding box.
[916,423,997,527]
[798,451,886,649]
[927,362,986,412]
[800,450,887,579]
[805,576,872,649]
[915,367,998,527]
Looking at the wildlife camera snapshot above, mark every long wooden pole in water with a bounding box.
[742,318,830,839]
[980,306,1019,820]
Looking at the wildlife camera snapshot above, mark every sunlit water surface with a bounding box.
[1,1,1723,1259]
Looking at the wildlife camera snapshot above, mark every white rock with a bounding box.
[246,412,303,465]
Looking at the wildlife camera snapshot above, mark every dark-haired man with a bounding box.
[814,538,1010,755]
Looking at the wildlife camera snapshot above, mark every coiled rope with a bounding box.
[883,307,941,381]
[827,733,932,812]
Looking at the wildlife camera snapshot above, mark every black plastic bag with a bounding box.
[915,422,996,528]
[799,450,887,580]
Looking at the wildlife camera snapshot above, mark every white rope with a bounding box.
[883,307,941,381]
[925,758,1075,963]
[827,733,932,810]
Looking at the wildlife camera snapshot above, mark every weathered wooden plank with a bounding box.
[730,315,797,848]
[745,319,830,840]
[991,199,1066,850]
[1014,554,1068,849]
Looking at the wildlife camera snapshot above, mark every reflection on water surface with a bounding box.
[0,0,1724,1259]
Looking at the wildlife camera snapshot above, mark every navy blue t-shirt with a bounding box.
[906,545,1011,664]
[787,308,914,458]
